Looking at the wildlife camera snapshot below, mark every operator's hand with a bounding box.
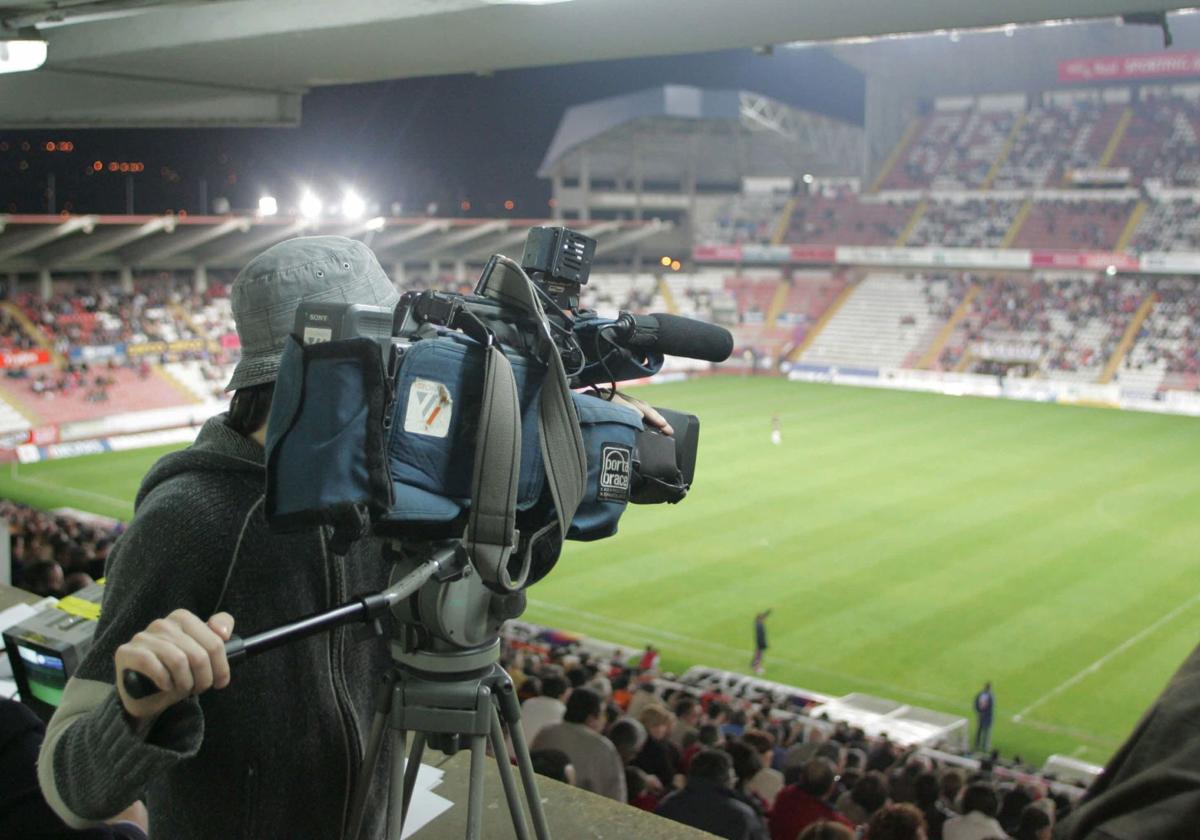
[608,391,674,436]
[114,609,235,721]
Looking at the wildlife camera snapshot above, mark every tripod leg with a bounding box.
[467,734,488,840]
[387,729,408,840]
[489,704,531,840]
[346,674,394,840]
[399,731,426,827]
[496,684,552,840]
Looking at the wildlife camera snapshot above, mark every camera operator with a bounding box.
[36,235,674,839]
[37,237,403,839]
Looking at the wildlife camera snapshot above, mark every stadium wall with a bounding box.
[786,364,1200,418]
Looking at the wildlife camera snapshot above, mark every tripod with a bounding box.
[346,644,550,840]
[340,539,552,840]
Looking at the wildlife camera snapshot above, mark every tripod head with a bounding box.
[385,539,529,676]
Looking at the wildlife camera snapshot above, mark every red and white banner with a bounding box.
[787,245,837,263]
[1059,50,1200,83]
[0,348,51,369]
[1029,250,1139,271]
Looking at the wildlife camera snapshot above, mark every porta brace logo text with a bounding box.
[598,444,631,502]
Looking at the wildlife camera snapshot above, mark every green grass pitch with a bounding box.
[4,378,1199,767]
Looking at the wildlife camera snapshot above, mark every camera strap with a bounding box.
[466,257,587,592]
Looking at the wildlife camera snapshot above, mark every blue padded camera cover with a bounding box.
[379,332,546,530]
[567,392,642,541]
[265,335,392,530]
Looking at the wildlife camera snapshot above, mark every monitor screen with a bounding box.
[17,644,66,707]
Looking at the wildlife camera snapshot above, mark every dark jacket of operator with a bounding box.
[38,415,394,839]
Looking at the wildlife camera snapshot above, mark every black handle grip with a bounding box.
[121,635,246,700]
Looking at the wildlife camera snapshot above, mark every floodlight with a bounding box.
[258,196,278,217]
[0,32,47,75]
[342,190,366,220]
[299,191,323,220]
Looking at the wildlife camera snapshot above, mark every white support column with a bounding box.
[429,260,441,285]
[119,266,134,293]
[38,267,52,301]
[552,174,564,221]
[391,262,407,290]
[454,259,466,285]
[580,151,591,223]
[193,264,208,295]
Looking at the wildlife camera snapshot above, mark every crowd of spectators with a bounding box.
[1,500,121,597]
[1116,93,1200,186]
[503,640,1073,840]
[1121,276,1200,386]
[906,200,1021,248]
[992,100,1113,190]
[888,109,1017,192]
[1129,199,1200,253]
[1014,200,1135,251]
[937,274,1146,378]
[0,305,38,351]
[13,278,231,353]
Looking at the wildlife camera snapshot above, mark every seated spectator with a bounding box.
[682,722,724,773]
[529,748,574,786]
[997,784,1034,835]
[521,673,569,744]
[866,803,928,840]
[914,771,953,840]
[1012,803,1052,840]
[655,748,769,840]
[0,698,147,839]
[943,783,1004,840]
[633,704,680,790]
[671,694,703,748]
[743,729,786,809]
[726,740,771,817]
[530,687,626,802]
[607,718,647,766]
[770,758,854,839]
[836,770,890,827]
[21,560,64,597]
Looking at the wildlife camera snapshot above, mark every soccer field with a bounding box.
[4,378,1200,767]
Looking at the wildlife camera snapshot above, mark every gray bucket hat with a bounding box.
[226,235,400,391]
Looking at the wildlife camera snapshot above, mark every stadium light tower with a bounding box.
[258,196,279,217]
[342,190,366,220]
[299,190,323,220]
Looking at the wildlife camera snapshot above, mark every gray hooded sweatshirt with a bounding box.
[38,415,393,839]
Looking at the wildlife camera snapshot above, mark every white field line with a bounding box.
[527,598,959,707]
[7,472,134,512]
[1013,591,1200,723]
[1009,715,1120,747]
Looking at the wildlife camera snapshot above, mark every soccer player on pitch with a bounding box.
[751,609,772,674]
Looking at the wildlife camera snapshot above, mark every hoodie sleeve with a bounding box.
[38,473,244,829]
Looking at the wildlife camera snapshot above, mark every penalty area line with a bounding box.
[1013,590,1200,724]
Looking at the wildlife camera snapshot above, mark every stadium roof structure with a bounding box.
[0,0,1187,127]
[538,85,863,183]
[0,214,677,274]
